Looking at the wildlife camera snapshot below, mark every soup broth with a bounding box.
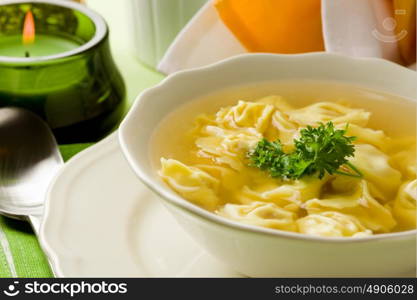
[152,81,415,166]
[151,80,416,238]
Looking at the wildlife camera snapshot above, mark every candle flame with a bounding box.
[22,11,35,45]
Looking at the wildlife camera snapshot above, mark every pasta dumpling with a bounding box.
[287,102,370,127]
[195,164,242,191]
[344,124,390,151]
[238,176,327,211]
[389,138,416,179]
[159,158,220,210]
[304,181,396,232]
[349,144,402,200]
[297,212,372,237]
[392,180,417,230]
[268,110,299,147]
[218,201,297,231]
[195,126,262,170]
[256,95,294,112]
[216,100,275,133]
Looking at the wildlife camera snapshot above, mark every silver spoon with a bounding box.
[0,107,63,234]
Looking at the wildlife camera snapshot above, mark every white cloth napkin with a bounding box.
[322,0,402,64]
[158,0,414,74]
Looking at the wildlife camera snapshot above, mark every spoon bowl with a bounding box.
[0,107,62,231]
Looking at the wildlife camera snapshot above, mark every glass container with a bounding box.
[0,0,125,143]
[128,0,208,67]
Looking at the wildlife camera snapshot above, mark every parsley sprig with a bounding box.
[248,122,362,180]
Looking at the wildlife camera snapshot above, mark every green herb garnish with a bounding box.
[249,122,362,180]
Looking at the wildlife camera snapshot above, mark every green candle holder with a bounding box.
[0,0,125,143]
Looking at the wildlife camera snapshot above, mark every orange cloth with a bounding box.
[214,0,325,54]
[393,0,416,65]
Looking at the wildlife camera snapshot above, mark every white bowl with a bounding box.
[119,53,416,277]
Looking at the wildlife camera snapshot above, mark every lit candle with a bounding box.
[0,10,81,58]
[0,35,81,57]
[0,0,125,143]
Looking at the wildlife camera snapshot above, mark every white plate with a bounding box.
[40,132,241,277]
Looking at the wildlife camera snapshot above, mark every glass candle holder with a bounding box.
[0,0,125,143]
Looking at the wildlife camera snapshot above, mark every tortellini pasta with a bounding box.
[392,180,417,230]
[297,212,372,237]
[159,96,416,238]
[287,102,370,127]
[344,124,390,151]
[159,158,220,210]
[216,100,275,133]
[238,176,326,212]
[349,144,402,200]
[303,181,397,232]
[219,201,297,231]
[389,138,416,179]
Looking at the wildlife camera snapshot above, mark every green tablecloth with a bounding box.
[0,0,165,278]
